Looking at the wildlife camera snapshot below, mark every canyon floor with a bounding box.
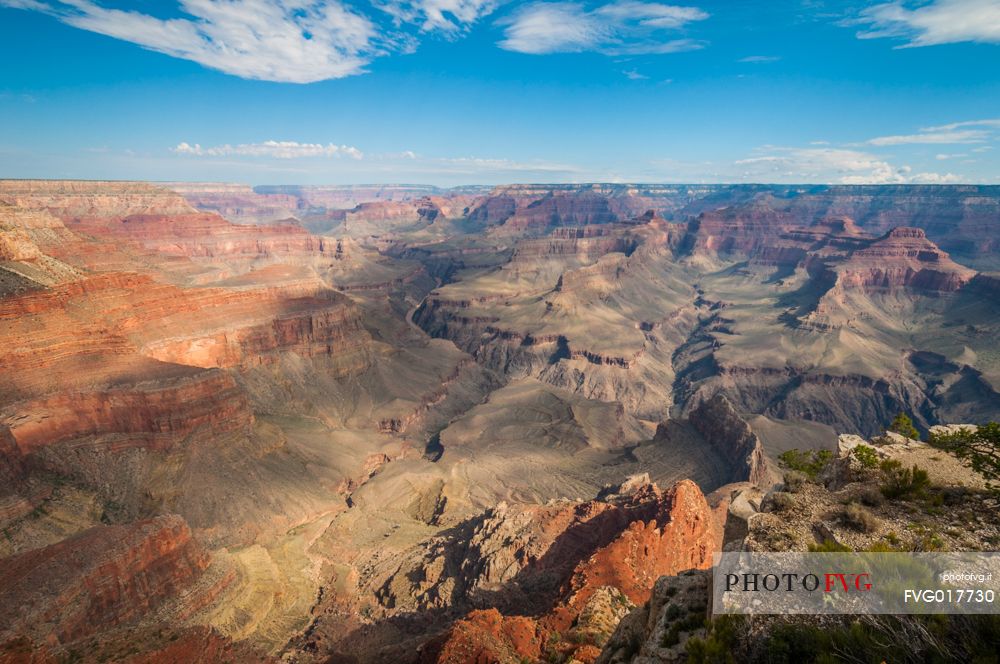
[1,181,999,663]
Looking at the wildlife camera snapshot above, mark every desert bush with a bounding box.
[843,502,878,532]
[879,459,930,499]
[767,491,796,512]
[782,470,807,492]
[852,444,880,470]
[857,485,885,507]
[808,539,852,552]
[685,615,743,664]
[778,449,833,480]
[661,611,705,648]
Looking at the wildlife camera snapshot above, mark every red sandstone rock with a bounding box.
[0,515,209,645]
[833,226,975,292]
[419,480,722,664]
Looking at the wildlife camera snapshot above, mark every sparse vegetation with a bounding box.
[685,616,742,664]
[857,485,885,507]
[879,459,930,499]
[768,491,796,512]
[888,412,920,440]
[929,422,1000,490]
[851,444,880,470]
[778,449,834,480]
[808,539,852,552]
[842,502,878,532]
[782,470,807,492]
[661,611,704,648]
[689,615,1000,664]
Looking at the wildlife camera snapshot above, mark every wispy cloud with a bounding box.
[867,129,989,145]
[852,0,1000,47]
[623,68,649,79]
[734,146,960,184]
[923,118,1000,131]
[497,1,708,55]
[866,118,1000,145]
[376,0,498,32]
[738,55,779,63]
[172,140,364,159]
[935,153,966,160]
[0,0,381,83]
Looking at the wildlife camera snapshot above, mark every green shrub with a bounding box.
[661,612,704,648]
[686,616,742,664]
[778,449,834,480]
[888,412,920,440]
[852,444,880,470]
[879,459,930,499]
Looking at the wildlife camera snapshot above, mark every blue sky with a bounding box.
[1,0,998,185]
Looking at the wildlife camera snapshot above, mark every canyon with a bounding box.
[1,180,998,663]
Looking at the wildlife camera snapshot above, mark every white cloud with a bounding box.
[623,68,649,79]
[922,118,1000,131]
[867,129,989,146]
[972,146,994,153]
[738,55,779,63]
[172,140,364,159]
[733,147,960,184]
[376,0,498,32]
[935,153,966,160]
[1,0,380,83]
[867,118,1000,145]
[497,1,708,55]
[853,0,1000,47]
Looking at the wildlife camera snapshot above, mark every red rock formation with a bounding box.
[0,515,209,645]
[123,626,277,664]
[511,231,639,262]
[833,227,976,292]
[0,180,197,220]
[167,182,301,224]
[417,480,722,664]
[4,370,252,456]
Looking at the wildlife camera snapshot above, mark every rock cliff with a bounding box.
[0,515,209,645]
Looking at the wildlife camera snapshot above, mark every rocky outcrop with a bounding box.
[511,231,639,262]
[0,180,197,220]
[0,515,209,645]
[686,395,770,486]
[677,185,1000,263]
[597,570,711,664]
[0,272,372,402]
[167,182,301,225]
[964,273,1000,303]
[386,478,722,664]
[833,227,975,292]
[2,369,252,456]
